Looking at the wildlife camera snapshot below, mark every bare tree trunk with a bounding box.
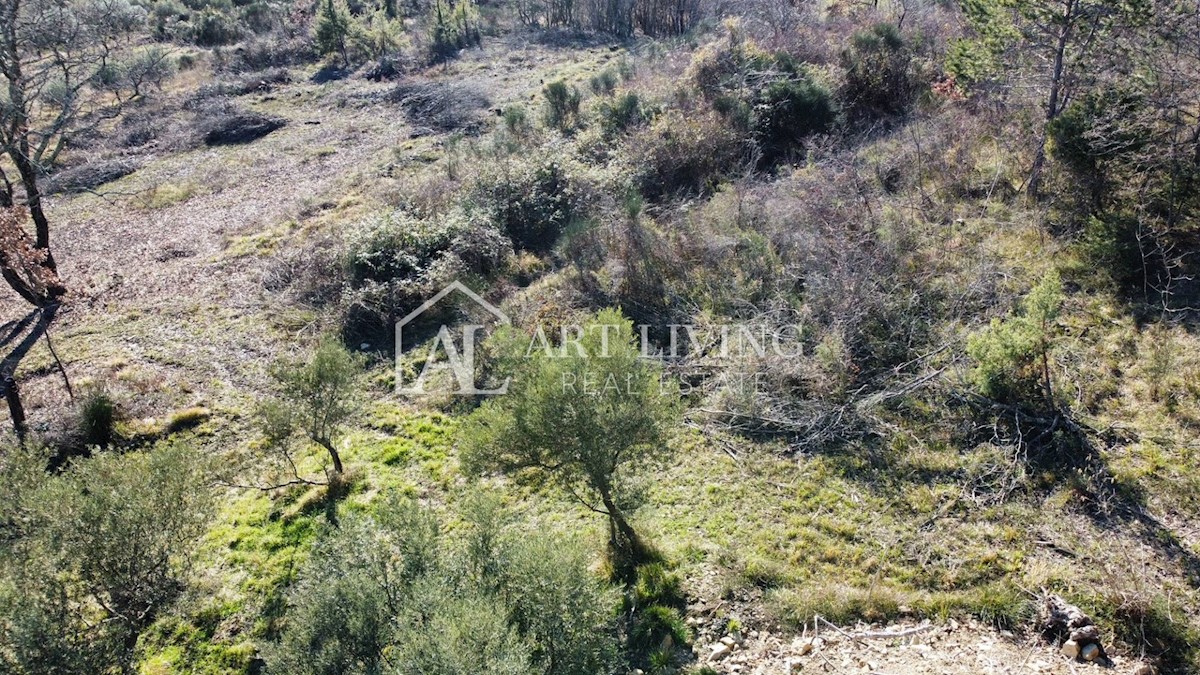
[0,165,13,208]
[2,374,27,444]
[10,147,55,270]
[1029,0,1076,199]
[599,486,652,572]
[320,439,345,474]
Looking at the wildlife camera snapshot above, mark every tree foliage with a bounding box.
[0,441,214,673]
[461,309,681,572]
[258,339,364,477]
[265,494,620,675]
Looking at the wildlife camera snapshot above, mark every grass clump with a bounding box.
[78,385,118,447]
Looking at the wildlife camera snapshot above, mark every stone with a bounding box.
[1081,643,1101,662]
[710,643,732,662]
[720,636,736,647]
[1133,665,1159,675]
[785,658,803,673]
[1071,625,1101,643]
[1061,639,1081,659]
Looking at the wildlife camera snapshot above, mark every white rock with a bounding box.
[720,636,736,647]
[710,643,732,662]
[1060,639,1081,659]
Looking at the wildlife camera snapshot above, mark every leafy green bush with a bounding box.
[543,79,583,132]
[967,271,1063,405]
[754,77,835,165]
[0,441,214,674]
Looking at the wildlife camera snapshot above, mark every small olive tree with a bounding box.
[258,340,363,478]
[461,309,681,570]
[0,441,214,673]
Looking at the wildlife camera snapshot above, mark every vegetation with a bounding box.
[264,494,619,675]
[463,310,682,574]
[2,0,1200,672]
[259,340,363,477]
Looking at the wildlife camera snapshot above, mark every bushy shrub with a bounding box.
[597,91,653,137]
[688,28,834,166]
[192,8,242,46]
[840,23,919,122]
[78,385,117,447]
[543,79,582,132]
[754,77,835,164]
[266,497,621,675]
[475,158,580,253]
[0,441,214,674]
[628,109,745,201]
[967,271,1063,405]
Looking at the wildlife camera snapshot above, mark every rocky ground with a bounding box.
[687,615,1155,674]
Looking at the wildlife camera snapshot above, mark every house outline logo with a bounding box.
[395,281,511,396]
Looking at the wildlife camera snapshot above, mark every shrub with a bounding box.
[754,77,836,165]
[543,79,582,132]
[688,29,835,166]
[629,604,689,657]
[840,23,919,122]
[967,271,1063,406]
[78,386,117,447]
[266,497,621,675]
[192,8,241,46]
[597,91,653,137]
[0,442,214,673]
[475,158,579,253]
[628,109,745,201]
[633,562,685,609]
[428,0,480,62]
[590,67,619,95]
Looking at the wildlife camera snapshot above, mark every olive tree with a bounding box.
[258,340,363,478]
[461,309,681,570]
[0,441,214,673]
[265,494,620,675]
